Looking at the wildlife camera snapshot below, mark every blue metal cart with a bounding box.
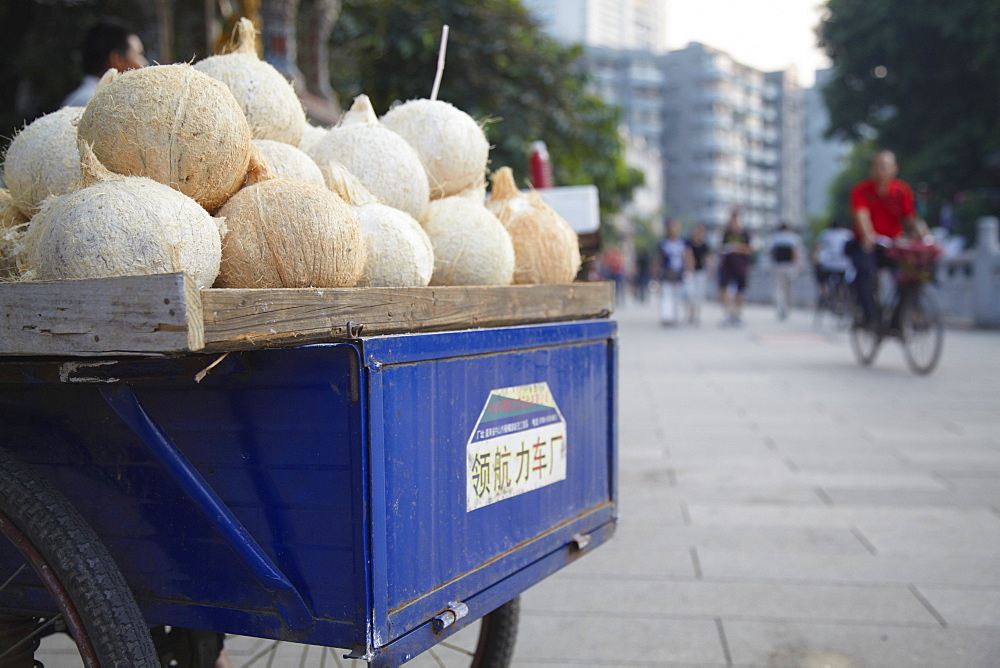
[0,301,617,666]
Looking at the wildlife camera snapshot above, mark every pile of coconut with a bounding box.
[1,17,581,290]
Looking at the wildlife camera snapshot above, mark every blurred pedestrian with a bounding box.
[812,218,854,305]
[768,222,803,320]
[62,18,148,108]
[601,247,626,304]
[717,209,752,327]
[657,218,692,326]
[633,249,651,303]
[684,222,711,325]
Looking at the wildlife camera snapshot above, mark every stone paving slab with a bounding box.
[915,586,1000,627]
[697,550,1000,586]
[654,525,872,556]
[686,503,1000,529]
[723,620,1000,668]
[797,471,950,491]
[514,612,727,666]
[523,578,937,625]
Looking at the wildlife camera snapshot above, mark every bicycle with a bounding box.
[813,268,853,329]
[849,238,944,375]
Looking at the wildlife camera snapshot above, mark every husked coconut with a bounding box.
[0,189,29,278]
[252,139,324,187]
[356,205,434,287]
[487,167,580,284]
[454,177,487,204]
[0,189,28,230]
[325,162,433,287]
[308,94,429,220]
[194,18,307,145]
[77,64,255,211]
[215,176,364,288]
[22,143,223,288]
[419,195,514,286]
[381,98,489,200]
[299,124,328,154]
[3,107,84,217]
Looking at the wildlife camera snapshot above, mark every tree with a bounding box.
[818,0,1000,237]
[327,0,643,231]
[824,138,876,232]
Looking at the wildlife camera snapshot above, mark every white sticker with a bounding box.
[466,382,567,511]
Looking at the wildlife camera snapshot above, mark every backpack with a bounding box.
[771,244,794,263]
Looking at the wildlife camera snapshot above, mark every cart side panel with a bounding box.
[366,320,617,641]
[0,346,371,645]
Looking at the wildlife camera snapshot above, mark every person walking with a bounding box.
[633,249,651,303]
[717,209,752,327]
[62,18,148,108]
[768,222,803,320]
[684,222,711,325]
[657,218,692,326]
[600,247,626,304]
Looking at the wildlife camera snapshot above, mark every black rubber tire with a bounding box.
[900,288,944,375]
[0,447,158,666]
[849,308,881,367]
[471,596,520,668]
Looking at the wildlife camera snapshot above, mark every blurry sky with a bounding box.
[664,0,831,86]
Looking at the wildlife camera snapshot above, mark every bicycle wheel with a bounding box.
[213,596,521,667]
[831,282,854,330]
[900,287,944,375]
[849,305,881,366]
[0,448,158,667]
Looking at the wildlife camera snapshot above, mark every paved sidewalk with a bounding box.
[511,299,1000,667]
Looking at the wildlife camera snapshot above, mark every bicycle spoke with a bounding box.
[243,639,281,666]
[0,614,62,661]
[326,645,345,667]
[0,562,27,593]
[427,646,447,668]
[436,640,475,657]
[297,643,309,668]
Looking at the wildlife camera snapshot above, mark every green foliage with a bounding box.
[824,138,876,231]
[328,0,642,221]
[819,0,1000,222]
[629,214,659,258]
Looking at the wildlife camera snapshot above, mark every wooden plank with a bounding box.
[0,273,204,356]
[200,283,614,351]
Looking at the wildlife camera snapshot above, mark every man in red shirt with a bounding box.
[849,150,927,324]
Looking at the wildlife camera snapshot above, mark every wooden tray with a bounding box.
[0,273,615,357]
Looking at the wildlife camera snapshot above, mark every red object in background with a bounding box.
[529,140,554,189]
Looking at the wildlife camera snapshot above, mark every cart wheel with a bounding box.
[0,448,158,667]
[471,596,519,668]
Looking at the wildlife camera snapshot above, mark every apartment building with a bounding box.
[522,0,668,53]
[526,7,810,232]
[803,68,853,220]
